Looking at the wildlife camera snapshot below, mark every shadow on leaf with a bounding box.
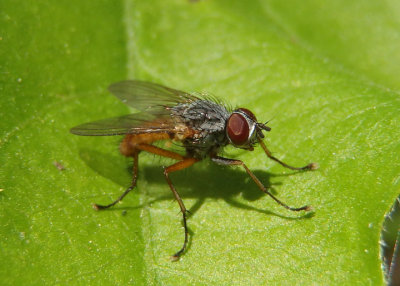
[79,148,313,221]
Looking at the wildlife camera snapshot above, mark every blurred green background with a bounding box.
[1,0,400,284]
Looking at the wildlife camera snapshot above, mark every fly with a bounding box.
[70,80,318,260]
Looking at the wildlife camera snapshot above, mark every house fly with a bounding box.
[70,80,318,260]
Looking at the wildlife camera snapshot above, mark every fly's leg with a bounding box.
[93,141,198,259]
[136,143,185,161]
[211,156,310,212]
[94,151,140,210]
[94,144,185,210]
[258,139,318,171]
[163,158,199,261]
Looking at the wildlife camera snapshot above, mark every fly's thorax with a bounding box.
[171,99,230,158]
[184,135,227,159]
[172,99,229,136]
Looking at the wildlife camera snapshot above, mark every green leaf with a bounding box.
[2,0,400,284]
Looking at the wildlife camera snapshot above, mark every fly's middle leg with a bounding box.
[163,158,199,261]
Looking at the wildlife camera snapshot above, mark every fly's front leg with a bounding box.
[211,156,310,212]
[258,139,318,171]
[163,157,199,261]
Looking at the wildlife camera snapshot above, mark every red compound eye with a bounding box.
[227,113,249,146]
[237,108,257,121]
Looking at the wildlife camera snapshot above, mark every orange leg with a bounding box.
[95,141,198,260]
[94,151,140,210]
[136,143,185,161]
[94,144,185,209]
[163,158,199,261]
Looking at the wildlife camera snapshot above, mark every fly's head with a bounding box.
[225,108,271,151]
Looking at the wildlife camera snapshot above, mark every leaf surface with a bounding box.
[1,0,400,284]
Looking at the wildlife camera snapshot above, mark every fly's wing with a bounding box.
[108,80,199,113]
[70,81,199,136]
[70,112,177,136]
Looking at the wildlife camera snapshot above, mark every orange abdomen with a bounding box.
[120,133,172,157]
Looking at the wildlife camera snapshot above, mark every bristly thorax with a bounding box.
[172,100,230,158]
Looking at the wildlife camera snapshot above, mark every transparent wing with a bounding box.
[108,80,199,112]
[70,112,176,136]
[70,81,199,136]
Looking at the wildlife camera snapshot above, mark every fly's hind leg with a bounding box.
[93,138,198,260]
[94,132,183,210]
[94,151,140,210]
[163,158,199,261]
[94,141,185,210]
